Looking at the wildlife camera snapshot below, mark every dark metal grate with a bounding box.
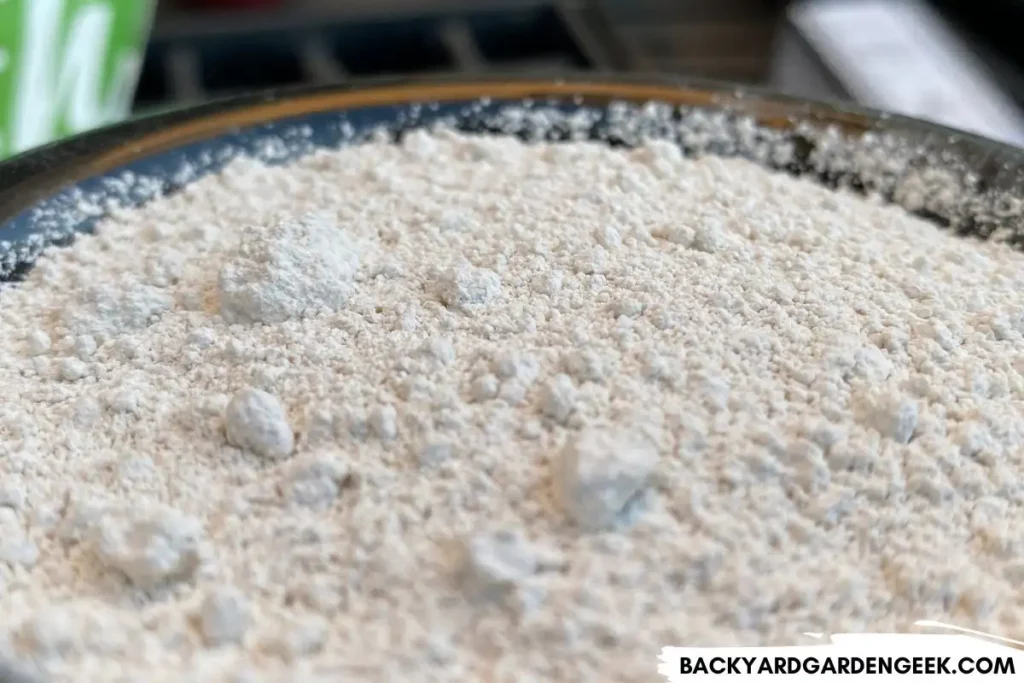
[592,0,789,83]
[133,1,622,111]
[132,0,796,113]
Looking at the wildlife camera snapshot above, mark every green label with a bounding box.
[0,0,155,159]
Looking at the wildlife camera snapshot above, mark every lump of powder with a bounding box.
[90,504,203,589]
[554,425,659,530]
[61,282,173,339]
[225,388,295,460]
[217,213,360,324]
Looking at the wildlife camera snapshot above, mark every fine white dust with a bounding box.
[2,123,1024,682]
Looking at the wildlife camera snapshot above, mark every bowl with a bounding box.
[2,73,1024,282]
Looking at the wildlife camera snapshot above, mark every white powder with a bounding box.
[3,124,1024,682]
[555,425,660,531]
[197,586,251,648]
[217,213,360,325]
[225,388,295,461]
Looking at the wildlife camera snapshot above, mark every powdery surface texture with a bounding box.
[2,130,1024,682]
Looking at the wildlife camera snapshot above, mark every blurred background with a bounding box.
[4,0,1024,159]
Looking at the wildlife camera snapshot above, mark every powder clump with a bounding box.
[196,586,250,648]
[217,213,360,324]
[224,388,295,460]
[278,453,349,510]
[456,529,538,599]
[430,265,502,309]
[555,424,659,530]
[90,504,203,589]
[61,282,173,339]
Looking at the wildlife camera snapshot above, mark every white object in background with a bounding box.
[789,0,1024,148]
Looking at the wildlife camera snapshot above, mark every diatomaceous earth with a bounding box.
[2,123,1024,683]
